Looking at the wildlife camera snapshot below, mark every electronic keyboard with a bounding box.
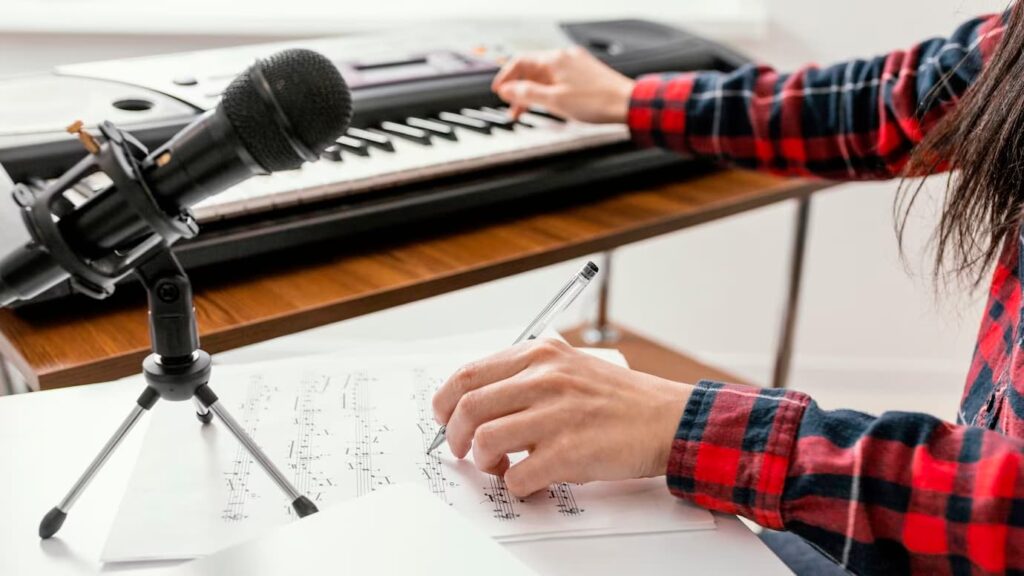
[0,20,748,303]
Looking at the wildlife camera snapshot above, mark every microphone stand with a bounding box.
[28,122,317,539]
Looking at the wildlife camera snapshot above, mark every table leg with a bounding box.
[0,353,11,396]
[582,251,620,345]
[771,197,812,389]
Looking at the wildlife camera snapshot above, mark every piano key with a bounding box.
[337,135,370,156]
[379,121,432,145]
[481,106,536,128]
[524,108,566,122]
[406,117,457,140]
[321,144,344,162]
[460,108,516,130]
[437,111,491,134]
[347,127,395,151]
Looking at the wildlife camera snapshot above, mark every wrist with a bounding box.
[610,78,636,124]
[647,379,693,477]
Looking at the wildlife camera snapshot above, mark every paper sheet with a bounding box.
[103,350,714,562]
[165,484,539,576]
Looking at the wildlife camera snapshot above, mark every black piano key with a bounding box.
[437,111,492,135]
[337,136,370,156]
[526,108,566,123]
[460,108,516,130]
[379,121,432,145]
[481,106,535,128]
[347,127,395,151]
[321,144,344,162]
[406,117,457,140]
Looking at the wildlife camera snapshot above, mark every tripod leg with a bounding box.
[194,397,213,424]
[195,385,318,518]
[39,387,159,538]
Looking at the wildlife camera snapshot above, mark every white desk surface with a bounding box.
[0,329,792,576]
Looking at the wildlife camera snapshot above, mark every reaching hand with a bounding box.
[432,339,692,497]
[491,47,636,124]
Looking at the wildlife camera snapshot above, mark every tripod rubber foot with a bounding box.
[292,496,318,518]
[196,410,213,424]
[39,507,67,539]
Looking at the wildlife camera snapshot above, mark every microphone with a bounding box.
[0,48,352,307]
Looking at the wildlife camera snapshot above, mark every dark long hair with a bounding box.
[899,5,1024,289]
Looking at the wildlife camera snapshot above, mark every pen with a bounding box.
[426,261,599,455]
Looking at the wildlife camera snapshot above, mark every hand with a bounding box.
[432,339,693,498]
[491,46,636,124]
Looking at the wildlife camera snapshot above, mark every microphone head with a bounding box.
[221,48,353,172]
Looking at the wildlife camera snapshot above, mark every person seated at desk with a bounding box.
[432,7,1024,576]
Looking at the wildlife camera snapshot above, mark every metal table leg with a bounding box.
[583,251,620,345]
[771,196,812,389]
[0,353,12,396]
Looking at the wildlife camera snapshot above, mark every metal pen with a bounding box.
[426,260,599,455]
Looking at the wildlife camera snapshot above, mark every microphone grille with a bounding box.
[221,49,353,172]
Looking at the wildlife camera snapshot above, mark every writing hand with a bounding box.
[432,339,692,498]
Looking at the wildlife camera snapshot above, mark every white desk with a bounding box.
[0,331,792,575]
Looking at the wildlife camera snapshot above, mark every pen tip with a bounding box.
[426,427,446,454]
[583,261,599,279]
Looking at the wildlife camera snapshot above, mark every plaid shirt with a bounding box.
[628,13,1024,575]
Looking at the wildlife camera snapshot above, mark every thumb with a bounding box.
[496,80,559,112]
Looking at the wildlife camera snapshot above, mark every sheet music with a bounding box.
[102,350,714,562]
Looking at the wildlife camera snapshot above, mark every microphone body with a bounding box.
[0,49,352,307]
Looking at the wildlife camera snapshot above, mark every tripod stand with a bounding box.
[38,248,318,538]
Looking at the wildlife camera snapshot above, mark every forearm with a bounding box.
[629,13,1005,180]
[669,380,1024,573]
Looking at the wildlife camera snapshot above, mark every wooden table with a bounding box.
[0,168,829,390]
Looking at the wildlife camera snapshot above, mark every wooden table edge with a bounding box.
[9,172,831,389]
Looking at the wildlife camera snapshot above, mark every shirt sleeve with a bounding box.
[669,380,1024,574]
[628,13,1006,180]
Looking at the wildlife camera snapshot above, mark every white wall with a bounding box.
[0,0,1009,419]
[0,0,764,36]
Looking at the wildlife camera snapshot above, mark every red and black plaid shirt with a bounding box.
[628,12,1024,575]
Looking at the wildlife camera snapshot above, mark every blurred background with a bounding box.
[0,0,1009,417]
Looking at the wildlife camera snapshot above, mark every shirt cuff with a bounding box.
[627,72,698,149]
[666,380,810,530]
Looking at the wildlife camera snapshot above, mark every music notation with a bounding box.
[549,483,583,517]
[286,375,330,514]
[222,376,274,522]
[215,361,589,528]
[483,475,522,521]
[413,369,457,504]
[345,372,392,497]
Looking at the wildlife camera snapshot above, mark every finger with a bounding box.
[496,81,560,113]
[491,55,553,91]
[508,104,526,120]
[504,450,570,498]
[444,378,535,458]
[471,411,548,475]
[488,454,512,477]
[432,344,535,425]
[491,57,523,91]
